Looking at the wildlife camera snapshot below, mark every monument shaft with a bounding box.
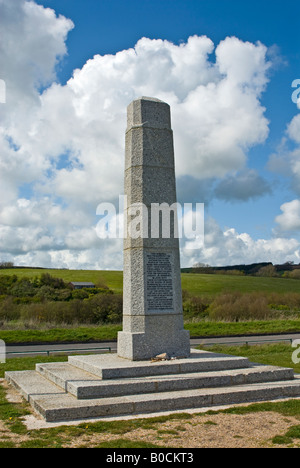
[117,97,190,361]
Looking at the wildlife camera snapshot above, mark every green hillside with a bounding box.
[0,269,123,293]
[0,268,299,297]
[181,273,300,297]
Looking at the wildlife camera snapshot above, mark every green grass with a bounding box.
[1,319,300,345]
[2,268,300,296]
[0,355,69,378]
[181,272,300,296]
[2,319,300,345]
[0,325,122,344]
[0,377,30,434]
[0,268,123,293]
[200,342,300,372]
[186,319,300,338]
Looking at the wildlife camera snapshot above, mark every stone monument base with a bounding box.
[5,349,300,423]
[118,327,190,361]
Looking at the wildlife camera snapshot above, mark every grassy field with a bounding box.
[1,268,300,296]
[0,269,124,293]
[2,320,300,345]
[181,272,300,296]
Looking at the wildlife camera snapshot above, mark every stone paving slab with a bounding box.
[35,361,295,399]
[5,370,65,401]
[5,349,300,424]
[7,371,300,422]
[68,350,250,379]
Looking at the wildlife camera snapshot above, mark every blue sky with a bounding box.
[0,0,299,269]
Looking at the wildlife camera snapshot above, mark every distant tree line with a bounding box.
[182,262,300,278]
[0,262,14,269]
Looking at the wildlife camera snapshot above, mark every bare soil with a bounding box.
[65,412,300,448]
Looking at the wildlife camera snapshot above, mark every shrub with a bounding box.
[267,292,300,312]
[256,265,278,277]
[35,285,72,302]
[19,300,92,325]
[284,269,300,279]
[0,297,20,322]
[0,275,18,294]
[208,292,269,321]
[89,294,123,324]
[183,294,210,320]
[39,273,67,289]
[17,292,123,326]
[10,279,37,298]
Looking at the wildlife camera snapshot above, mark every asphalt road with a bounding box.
[4,333,300,359]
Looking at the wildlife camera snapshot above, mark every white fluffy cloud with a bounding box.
[182,217,300,268]
[288,114,300,144]
[275,199,300,233]
[267,101,300,238]
[0,0,297,268]
[14,33,271,207]
[268,112,300,196]
[0,0,74,207]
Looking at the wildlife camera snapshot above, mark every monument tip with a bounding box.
[127,96,171,130]
[136,96,166,103]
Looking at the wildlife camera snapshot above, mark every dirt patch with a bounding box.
[123,412,299,448]
[79,412,299,448]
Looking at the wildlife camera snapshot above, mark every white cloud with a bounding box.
[268,112,300,195]
[288,114,300,144]
[17,34,271,207]
[0,0,74,208]
[275,199,300,233]
[181,217,300,267]
[0,0,73,99]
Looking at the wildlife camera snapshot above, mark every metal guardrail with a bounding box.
[199,338,294,347]
[5,337,297,358]
[6,346,112,357]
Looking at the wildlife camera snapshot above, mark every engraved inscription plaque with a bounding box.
[146,252,173,312]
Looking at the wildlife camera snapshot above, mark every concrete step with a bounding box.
[5,369,300,423]
[68,350,251,379]
[35,361,295,400]
[6,349,300,424]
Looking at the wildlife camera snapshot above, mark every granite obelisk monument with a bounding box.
[118,97,190,361]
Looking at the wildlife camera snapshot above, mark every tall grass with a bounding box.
[208,292,269,321]
[1,290,300,330]
[183,290,300,323]
[0,294,123,328]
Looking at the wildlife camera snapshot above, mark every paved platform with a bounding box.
[5,349,300,423]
